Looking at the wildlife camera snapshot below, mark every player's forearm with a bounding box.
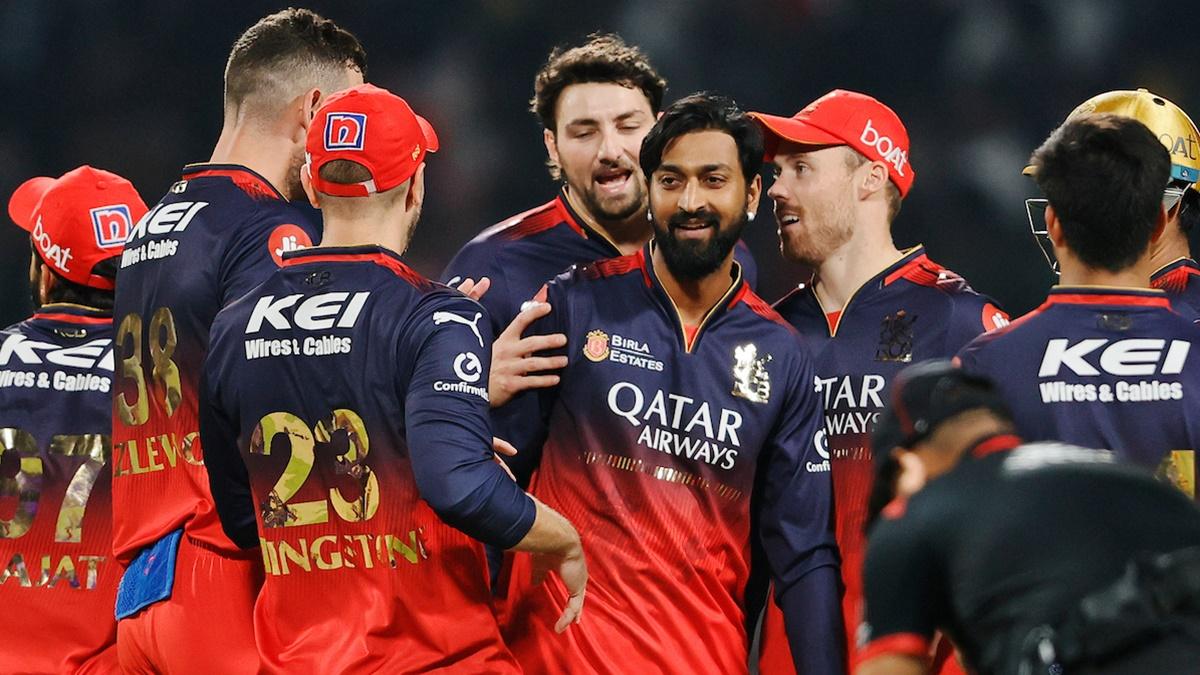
[509,497,583,559]
[779,564,846,674]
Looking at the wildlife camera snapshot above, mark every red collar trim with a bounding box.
[1045,288,1170,309]
[182,164,285,201]
[32,305,111,325]
[1151,259,1200,293]
[972,434,1022,458]
[881,247,931,286]
[283,247,429,288]
[554,193,589,239]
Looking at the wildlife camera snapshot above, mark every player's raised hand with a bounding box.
[489,301,568,408]
[453,276,492,301]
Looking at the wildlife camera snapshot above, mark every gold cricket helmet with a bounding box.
[1023,88,1200,191]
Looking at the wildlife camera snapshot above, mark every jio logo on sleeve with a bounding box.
[324,112,367,151]
[90,205,133,248]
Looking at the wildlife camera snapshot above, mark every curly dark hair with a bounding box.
[530,33,666,136]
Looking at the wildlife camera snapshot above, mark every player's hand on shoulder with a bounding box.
[454,276,491,301]
[490,301,568,408]
[492,437,518,481]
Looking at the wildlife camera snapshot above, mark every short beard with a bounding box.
[780,195,855,266]
[571,173,647,224]
[285,146,307,202]
[655,209,748,281]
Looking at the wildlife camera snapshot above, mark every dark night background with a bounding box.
[2,0,1197,323]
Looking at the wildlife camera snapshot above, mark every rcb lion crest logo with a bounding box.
[732,343,772,404]
[875,310,916,363]
[584,330,610,362]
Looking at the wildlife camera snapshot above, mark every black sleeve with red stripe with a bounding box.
[857,512,945,667]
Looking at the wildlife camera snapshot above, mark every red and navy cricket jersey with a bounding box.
[771,246,1007,658]
[110,164,320,562]
[0,304,119,672]
[503,245,839,675]
[1152,257,1200,321]
[201,245,533,674]
[957,286,1200,499]
[441,192,758,485]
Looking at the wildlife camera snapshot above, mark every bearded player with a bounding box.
[502,92,841,674]
[442,35,757,493]
[110,10,366,673]
[748,90,1008,672]
[1,166,146,673]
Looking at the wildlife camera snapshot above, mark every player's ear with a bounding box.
[300,163,319,208]
[407,164,426,212]
[1044,204,1066,247]
[893,448,927,498]
[745,173,762,217]
[860,161,889,199]
[38,262,55,306]
[543,129,561,172]
[1150,203,1169,244]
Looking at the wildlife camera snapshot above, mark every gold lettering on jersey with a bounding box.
[113,430,202,478]
[258,529,429,576]
[583,451,744,501]
[0,552,106,590]
[731,343,772,404]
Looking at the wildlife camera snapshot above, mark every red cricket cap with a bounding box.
[7,165,147,290]
[306,84,440,198]
[750,89,916,197]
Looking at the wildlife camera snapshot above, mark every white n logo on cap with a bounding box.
[860,119,908,176]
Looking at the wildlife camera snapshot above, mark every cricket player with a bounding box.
[442,34,757,492]
[200,83,586,674]
[502,93,841,674]
[0,166,146,673]
[857,361,1200,675]
[748,90,1007,671]
[959,113,1200,499]
[1023,89,1200,320]
[110,10,366,672]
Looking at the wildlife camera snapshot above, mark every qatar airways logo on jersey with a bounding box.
[816,373,887,437]
[0,334,113,371]
[607,381,742,470]
[245,292,370,334]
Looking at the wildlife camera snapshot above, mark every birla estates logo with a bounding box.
[324,112,367,151]
[860,119,908,176]
[89,204,132,248]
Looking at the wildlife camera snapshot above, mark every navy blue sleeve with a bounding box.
[486,273,571,489]
[758,339,843,674]
[219,205,319,308]
[404,294,537,549]
[198,321,258,550]
[944,293,1008,355]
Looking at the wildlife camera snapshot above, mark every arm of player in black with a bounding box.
[855,518,940,675]
[757,344,845,675]
[198,350,259,550]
